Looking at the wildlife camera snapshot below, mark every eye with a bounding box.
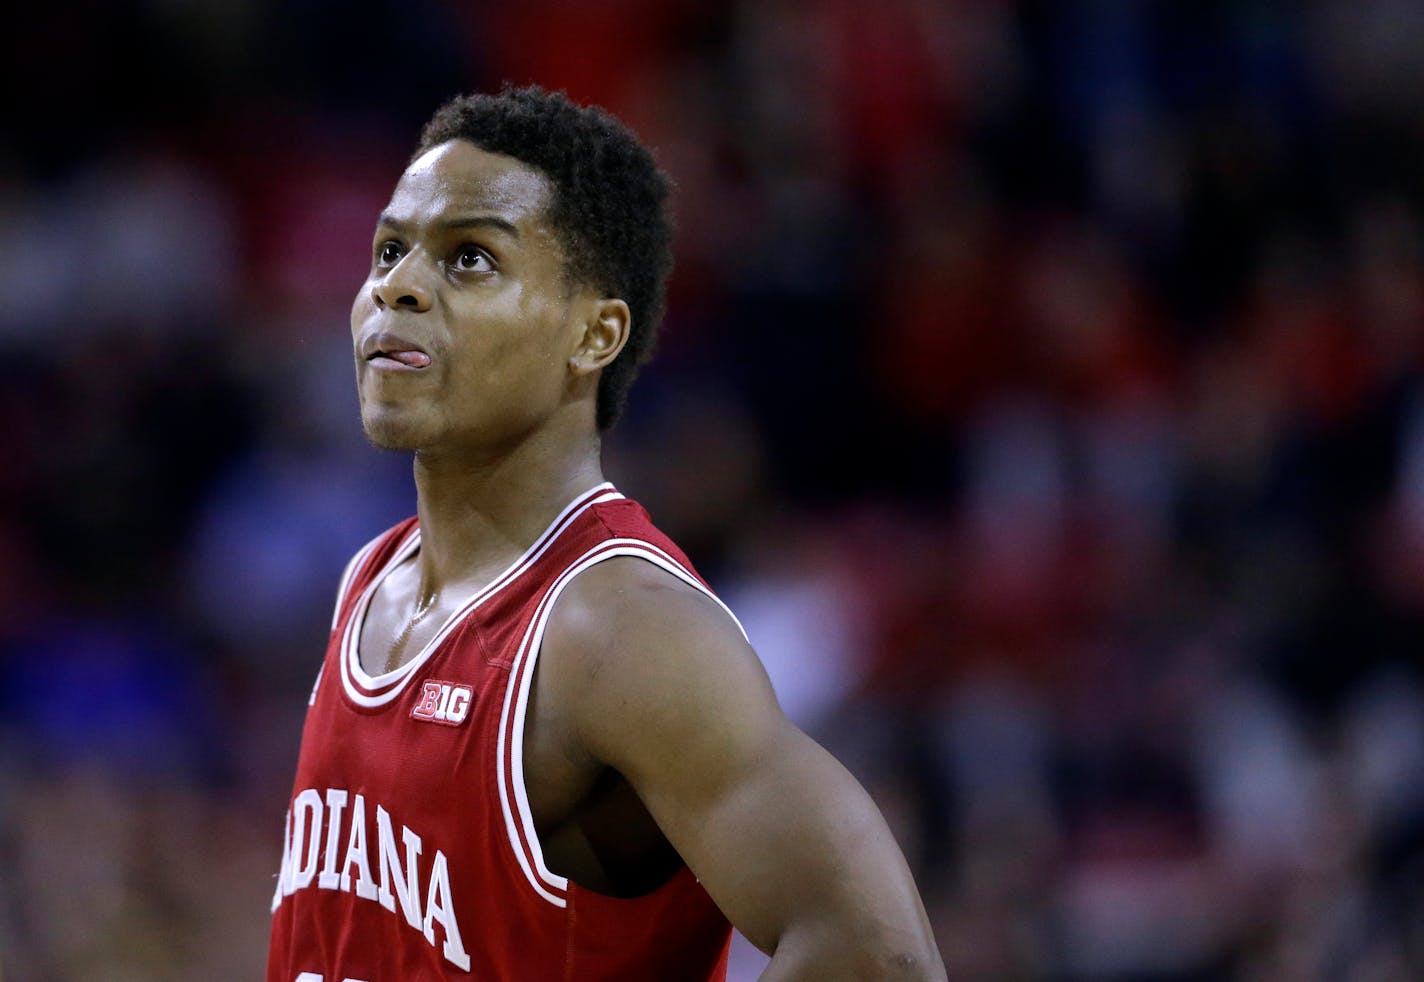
[453,245,494,273]
[376,240,404,265]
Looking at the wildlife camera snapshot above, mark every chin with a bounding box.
[360,407,427,452]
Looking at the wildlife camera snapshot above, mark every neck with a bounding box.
[409,419,606,595]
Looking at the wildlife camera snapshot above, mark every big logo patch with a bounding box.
[411,679,474,726]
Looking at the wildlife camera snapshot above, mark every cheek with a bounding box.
[451,333,562,412]
[351,284,373,335]
[443,288,573,389]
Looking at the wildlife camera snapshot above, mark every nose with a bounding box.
[371,256,433,312]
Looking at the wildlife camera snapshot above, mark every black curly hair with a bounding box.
[414,85,673,431]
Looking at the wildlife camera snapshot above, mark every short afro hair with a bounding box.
[414,85,673,431]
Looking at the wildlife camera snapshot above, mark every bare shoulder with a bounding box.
[540,555,783,780]
[543,554,765,692]
[547,554,745,648]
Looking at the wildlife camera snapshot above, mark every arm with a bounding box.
[542,558,945,981]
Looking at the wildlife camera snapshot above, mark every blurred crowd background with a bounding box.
[4,1,1424,979]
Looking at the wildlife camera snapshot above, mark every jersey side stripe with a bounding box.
[498,539,746,906]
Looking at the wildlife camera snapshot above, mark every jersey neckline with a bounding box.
[337,482,624,708]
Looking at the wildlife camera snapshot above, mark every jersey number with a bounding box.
[296,974,367,982]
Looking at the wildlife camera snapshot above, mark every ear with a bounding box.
[568,298,630,377]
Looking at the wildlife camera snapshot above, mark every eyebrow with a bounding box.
[376,213,521,238]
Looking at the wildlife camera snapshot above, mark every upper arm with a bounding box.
[542,558,944,980]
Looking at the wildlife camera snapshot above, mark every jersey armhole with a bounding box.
[495,540,747,909]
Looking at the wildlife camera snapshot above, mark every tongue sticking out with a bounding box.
[389,349,431,368]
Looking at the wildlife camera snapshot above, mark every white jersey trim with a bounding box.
[497,538,747,908]
[330,530,390,630]
[338,484,624,709]
[340,529,423,691]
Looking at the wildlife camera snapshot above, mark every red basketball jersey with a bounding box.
[267,483,737,981]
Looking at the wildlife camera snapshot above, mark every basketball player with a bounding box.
[267,86,945,981]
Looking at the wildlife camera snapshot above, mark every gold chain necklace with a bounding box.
[386,589,440,671]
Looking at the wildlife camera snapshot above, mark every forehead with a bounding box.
[383,140,556,233]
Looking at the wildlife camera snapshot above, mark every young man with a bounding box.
[267,86,944,981]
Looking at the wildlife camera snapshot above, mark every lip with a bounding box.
[360,331,432,371]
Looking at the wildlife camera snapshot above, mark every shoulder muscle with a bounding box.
[541,555,783,789]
